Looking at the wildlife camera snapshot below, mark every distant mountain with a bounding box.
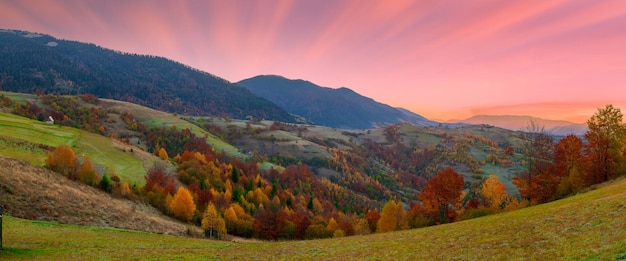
[237,75,436,129]
[0,29,295,122]
[458,115,587,135]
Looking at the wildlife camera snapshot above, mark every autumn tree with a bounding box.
[78,155,100,186]
[584,105,626,184]
[480,174,507,210]
[403,203,432,229]
[169,186,197,222]
[419,167,464,224]
[553,135,587,196]
[376,200,405,233]
[364,209,381,233]
[253,204,279,240]
[46,144,77,178]
[158,147,169,160]
[513,120,554,202]
[202,203,226,238]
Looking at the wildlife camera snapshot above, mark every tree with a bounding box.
[553,135,587,196]
[202,203,226,239]
[585,105,626,184]
[99,174,112,193]
[404,203,432,229]
[78,155,100,186]
[364,209,380,233]
[46,144,77,178]
[480,175,507,210]
[419,167,464,224]
[253,204,279,240]
[158,147,169,160]
[376,200,405,233]
[513,120,554,202]
[169,187,197,222]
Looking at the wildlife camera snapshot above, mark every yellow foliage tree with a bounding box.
[353,218,371,235]
[46,144,77,178]
[158,147,169,160]
[168,187,196,222]
[480,174,508,210]
[202,203,226,238]
[376,200,405,233]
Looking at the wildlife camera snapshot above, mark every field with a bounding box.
[2,176,625,260]
[0,112,146,185]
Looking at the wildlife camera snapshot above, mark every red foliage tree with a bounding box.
[419,167,464,224]
[253,205,279,240]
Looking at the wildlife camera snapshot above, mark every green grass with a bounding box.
[3,177,626,260]
[0,112,145,185]
[0,91,34,103]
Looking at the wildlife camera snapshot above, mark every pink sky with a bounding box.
[1,0,626,123]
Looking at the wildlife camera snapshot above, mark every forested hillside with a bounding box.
[0,29,295,122]
[237,75,436,129]
[2,91,625,244]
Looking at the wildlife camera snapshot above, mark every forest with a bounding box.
[0,30,294,121]
[3,92,625,241]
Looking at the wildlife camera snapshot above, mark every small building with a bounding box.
[45,116,54,125]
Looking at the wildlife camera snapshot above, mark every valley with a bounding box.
[1,26,625,260]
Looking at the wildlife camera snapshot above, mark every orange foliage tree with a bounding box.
[553,134,587,196]
[78,155,100,186]
[419,167,464,224]
[46,144,77,178]
[168,186,197,222]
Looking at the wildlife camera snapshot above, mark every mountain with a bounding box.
[458,115,587,135]
[0,29,295,122]
[237,75,436,129]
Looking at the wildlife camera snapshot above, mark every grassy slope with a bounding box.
[101,99,245,158]
[0,112,146,185]
[3,178,625,260]
[0,156,197,237]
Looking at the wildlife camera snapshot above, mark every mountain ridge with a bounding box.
[237,74,437,129]
[0,29,295,122]
[456,114,587,135]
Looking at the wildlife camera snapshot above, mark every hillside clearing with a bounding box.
[0,112,146,185]
[2,174,626,260]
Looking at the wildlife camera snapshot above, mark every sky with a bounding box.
[1,0,626,123]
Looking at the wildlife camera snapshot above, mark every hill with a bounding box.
[457,115,587,136]
[237,75,436,129]
[0,156,198,236]
[3,176,625,260]
[0,111,149,185]
[0,29,295,122]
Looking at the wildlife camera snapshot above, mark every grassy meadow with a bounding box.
[2,176,626,260]
[0,112,146,185]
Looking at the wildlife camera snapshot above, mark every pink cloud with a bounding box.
[1,0,625,122]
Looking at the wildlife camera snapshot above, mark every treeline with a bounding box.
[512,105,626,204]
[11,94,109,135]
